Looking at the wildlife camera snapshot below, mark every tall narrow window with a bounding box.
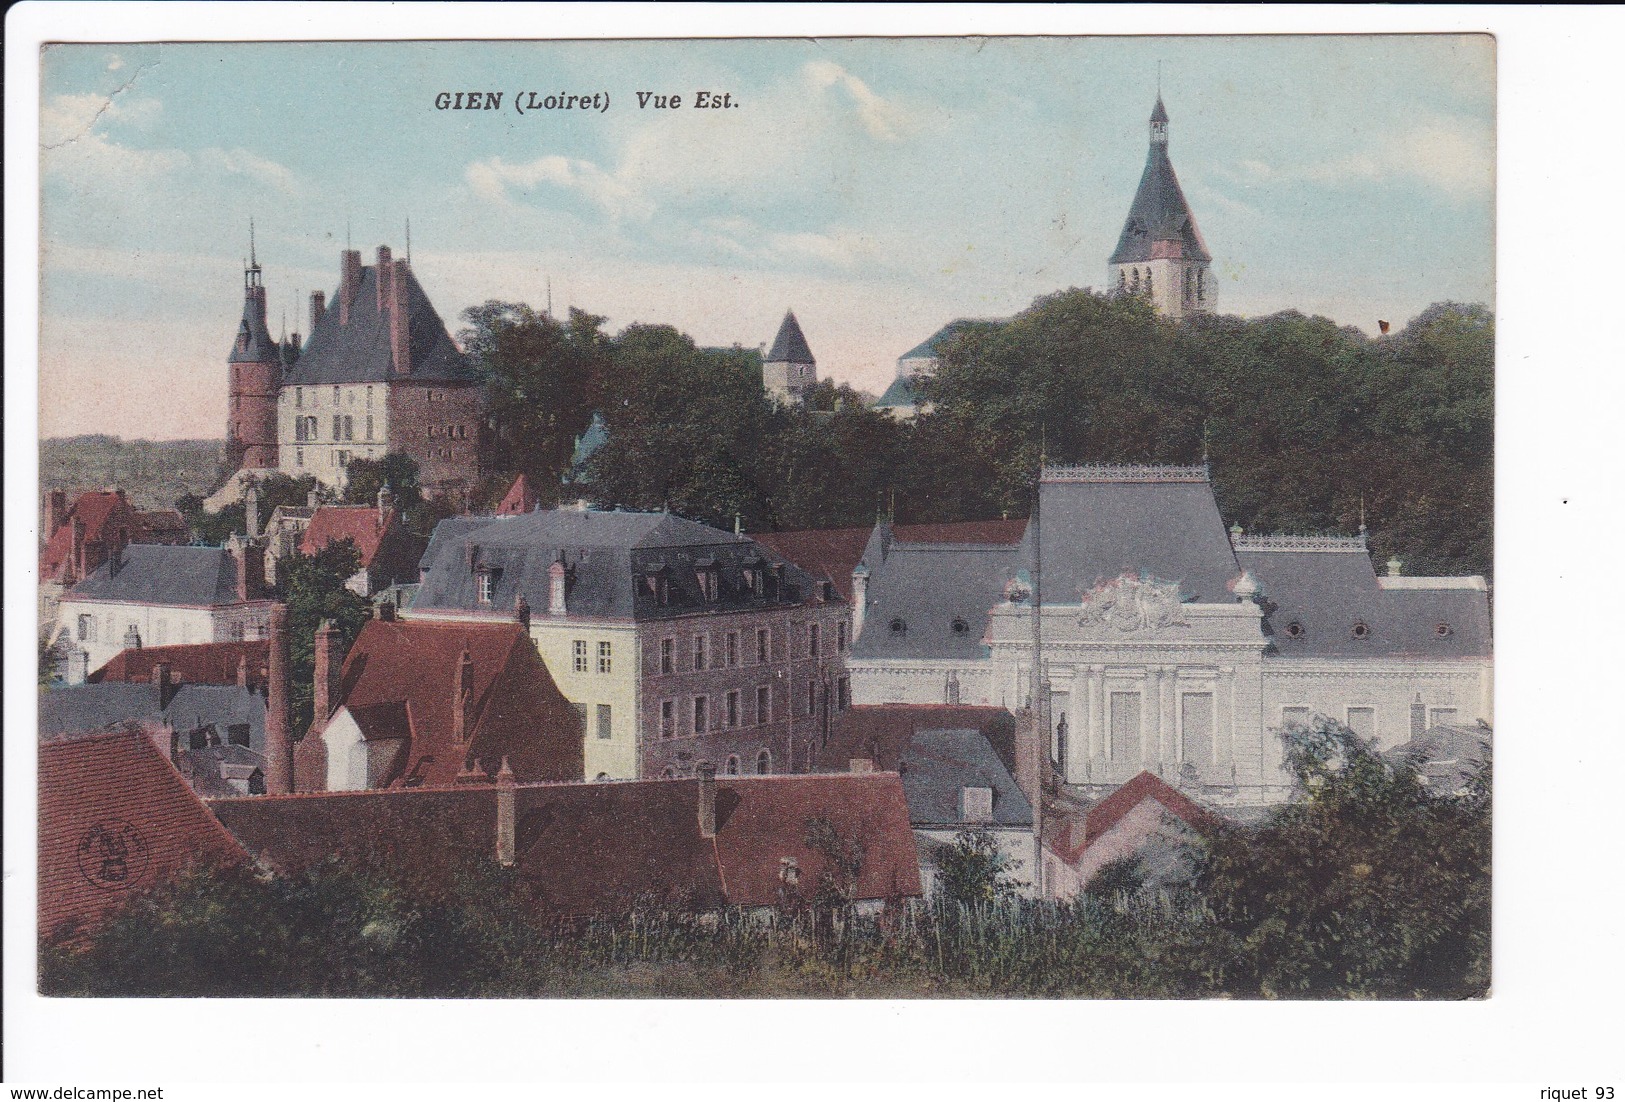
[726,691,740,728]
[807,679,817,716]
[597,641,612,674]
[693,635,707,671]
[837,676,850,711]
[333,415,342,440]
[295,387,303,408]
[477,571,493,604]
[573,639,588,673]
[756,749,772,775]
[757,628,769,664]
[366,415,374,441]
[838,621,848,651]
[596,704,612,740]
[756,685,771,724]
[661,699,676,738]
[366,386,373,408]
[693,695,708,735]
[726,632,739,667]
[1181,692,1214,767]
[1110,691,1142,762]
[660,637,675,675]
[808,623,820,658]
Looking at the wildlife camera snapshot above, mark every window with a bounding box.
[295,418,306,442]
[1145,271,1153,297]
[1181,693,1215,766]
[190,729,209,751]
[837,676,850,711]
[757,628,770,664]
[726,632,739,667]
[951,618,969,637]
[756,750,772,775]
[1350,621,1371,640]
[661,700,676,739]
[692,696,708,735]
[889,618,907,637]
[660,637,675,674]
[333,415,343,440]
[295,387,304,408]
[76,614,94,642]
[725,755,740,776]
[337,450,351,468]
[1347,706,1376,740]
[228,724,251,747]
[807,679,817,716]
[961,786,994,824]
[693,635,707,671]
[477,570,495,604]
[697,568,718,601]
[596,704,612,740]
[573,639,588,673]
[1283,621,1305,639]
[344,416,355,441]
[661,767,676,779]
[838,621,848,651]
[366,386,373,408]
[1281,706,1312,728]
[295,448,304,467]
[808,623,820,657]
[726,690,740,728]
[366,415,374,441]
[1434,622,1453,638]
[597,641,612,674]
[332,386,340,403]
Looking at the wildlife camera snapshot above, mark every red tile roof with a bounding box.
[39,491,136,581]
[39,726,250,938]
[754,520,1027,602]
[1046,771,1225,864]
[496,474,540,516]
[88,640,270,689]
[133,508,190,540]
[818,704,1016,772]
[324,618,583,788]
[210,772,921,917]
[299,505,396,566]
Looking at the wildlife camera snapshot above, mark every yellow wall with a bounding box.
[530,622,641,780]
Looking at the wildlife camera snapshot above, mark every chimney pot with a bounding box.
[152,662,175,710]
[376,600,397,622]
[1387,555,1404,577]
[697,763,718,838]
[312,619,341,738]
[310,290,327,334]
[265,604,293,794]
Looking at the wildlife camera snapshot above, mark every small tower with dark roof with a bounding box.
[226,226,282,471]
[762,310,817,403]
[1109,96,1215,320]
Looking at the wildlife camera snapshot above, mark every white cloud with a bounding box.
[802,60,910,142]
[195,148,301,194]
[1295,115,1493,199]
[465,153,651,220]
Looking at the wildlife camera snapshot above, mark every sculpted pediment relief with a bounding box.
[1078,573,1189,634]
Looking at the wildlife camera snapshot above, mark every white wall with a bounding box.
[322,707,369,791]
[279,381,388,488]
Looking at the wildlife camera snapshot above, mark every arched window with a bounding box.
[756,749,772,775]
[1131,268,1141,293]
[594,771,610,782]
[1196,269,1206,301]
[1118,269,1127,291]
[725,755,740,776]
[1145,271,1153,297]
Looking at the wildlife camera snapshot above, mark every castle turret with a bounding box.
[227,229,282,471]
[762,310,817,403]
[1108,96,1214,320]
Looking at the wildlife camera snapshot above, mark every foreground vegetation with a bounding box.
[42,722,1489,1000]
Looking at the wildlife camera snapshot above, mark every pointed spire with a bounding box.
[765,309,815,365]
[1109,93,1208,265]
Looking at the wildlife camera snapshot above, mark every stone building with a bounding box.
[761,310,818,403]
[408,506,852,781]
[818,465,1488,808]
[1109,96,1215,319]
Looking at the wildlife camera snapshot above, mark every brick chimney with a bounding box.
[152,662,176,711]
[233,540,264,601]
[338,249,362,325]
[310,290,326,333]
[375,245,393,312]
[69,516,86,583]
[452,645,474,744]
[514,594,531,631]
[697,762,718,838]
[495,756,517,867]
[265,603,293,794]
[548,554,568,615]
[389,257,412,375]
[45,489,67,539]
[312,619,341,735]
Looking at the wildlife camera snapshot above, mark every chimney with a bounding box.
[152,662,176,711]
[1387,555,1404,577]
[245,484,261,539]
[233,541,264,601]
[375,599,396,622]
[45,490,67,538]
[265,603,293,794]
[850,562,870,640]
[69,516,86,584]
[338,249,362,325]
[375,245,393,312]
[495,757,517,867]
[452,645,474,744]
[697,763,718,838]
[389,257,412,375]
[307,489,320,510]
[548,554,567,615]
[377,483,394,523]
[312,619,341,735]
[237,653,249,687]
[848,758,875,774]
[514,594,531,631]
[310,290,326,333]
[66,649,89,686]
[123,624,142,652]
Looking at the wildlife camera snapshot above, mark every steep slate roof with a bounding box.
[874,376,921,409]
[897,318,1003,364]
[330,618,582,787]
[1032,470,1241,605]
[754,519,1026,603]
[281,261,473,385]
[852,541,1021,661]
[39,726,250,938]
[819,704,1017,772]
[897,730,1032,829]
[765,310,815,364]
[300,505,397,566]
[1236,546,1492,659]
[227,284,278,364]
[413,508,829,621]
[210,772,921,916]
[40,682,268,753]
[65,545,247,608]
[1110,98,1211,265]
[89,640,270,688]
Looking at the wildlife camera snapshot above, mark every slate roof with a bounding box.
[897,318,1003,364]
[852,541,1022,660]
[228,285,279,364]
[1110,99,1211,265]
[64,545,248,608]
[210,772,921,916]
[819,704,1017,772]
[1236,547,1492,659]
[875,376,921,409]
[765,310,815,364]
[89,640,271,688]
[754,519,1027,603]
[328,618,582,788]
[412,508,829,621]
[1031,472,1241,605]
[280,261,473,385]
[40,682,268,753]
[39,726,250,938]
[898,730,1032,829]
[39,491,186,582]
[1385,723,1492,794]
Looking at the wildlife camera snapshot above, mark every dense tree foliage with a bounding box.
[178,472,326,544]
[935,829,1025,908]
[275,540,372,736]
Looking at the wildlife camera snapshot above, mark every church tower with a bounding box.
[762,310,817,403]
[226,233,281,471]
[1109,95,1215,319]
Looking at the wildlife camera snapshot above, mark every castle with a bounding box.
[1108,95,1215,319]
[225,243,487,502]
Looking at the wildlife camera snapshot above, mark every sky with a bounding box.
[37,35,1495,440]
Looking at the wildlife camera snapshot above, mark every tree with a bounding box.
[1200,716,1491,998]
[277,540,373,735]
[934,828,1023,908]
[461,301,608,495]
[342,454,422,513]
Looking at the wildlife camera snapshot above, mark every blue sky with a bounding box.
[38,35,1494,439]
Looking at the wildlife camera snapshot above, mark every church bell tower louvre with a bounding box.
[226,225,282,472]
[1108,95,1215,320]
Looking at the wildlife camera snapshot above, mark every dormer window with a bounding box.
[476,566,499,604]
[961,786,994,824]
[696,565,719,601]
[643,570,671,606]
